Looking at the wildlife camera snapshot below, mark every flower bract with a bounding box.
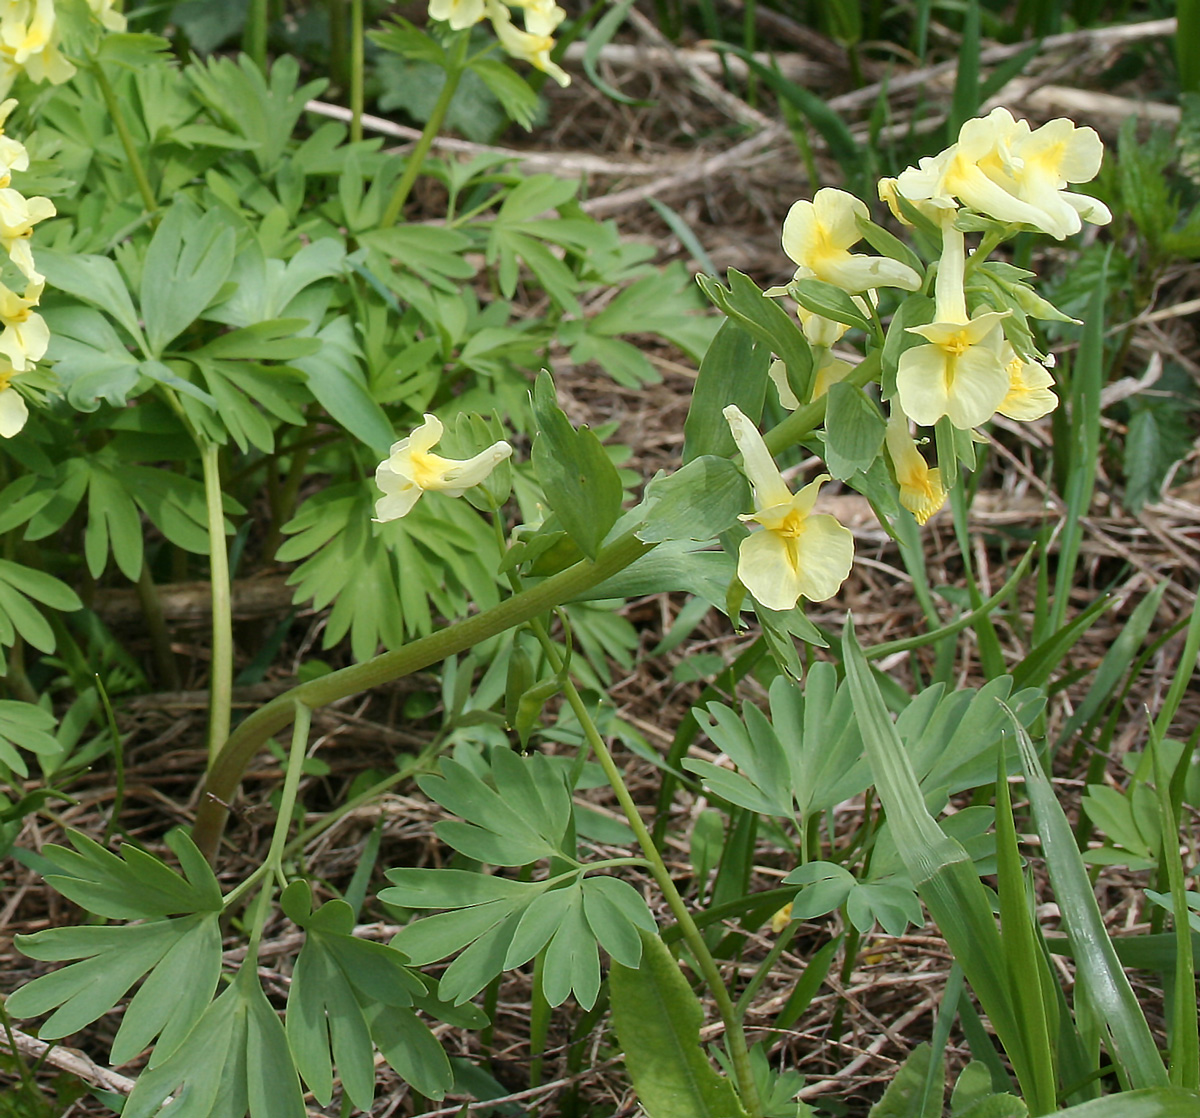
[724,405,854,611]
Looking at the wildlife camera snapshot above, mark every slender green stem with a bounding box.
[95,675,126,843]
[193,530,652,858]
[245,0,268,69]
[266,702,313,891]
[379,30,470,227]
[200,442,234,771]
[90,59,157,216]
[524,615,764,1118]
[349,0,364,143]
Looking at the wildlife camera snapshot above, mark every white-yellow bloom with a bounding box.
[0,98,27,185]
[374,413,512,521]
[895,210,1009,429]
[782,188,922,295]
[724,404,853,612]
[0,355,25,436]
[428,0,486,29]
[486,0,570,87]
[0,0,75,96]
[996,343,1057,422]
[768,353,852,410]
[893,108,1110,240]
[86,0,125,32]
[0,277,46,370]
[885,411,945,525]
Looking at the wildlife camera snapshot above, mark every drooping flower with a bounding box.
[996,343,1058,422]
[723,404,854,611]
[0,0,75,96]
[485,0,570,87]
[782,188,922,295]
[374,413,513,522]
[893,108,1110,240]
[895,209,1009,429]
[768,353,853,410]
[885,410,945,525]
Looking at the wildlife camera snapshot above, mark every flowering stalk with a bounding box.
[379,29,470,227]
[201,441,233,772]
[350,0,364,143]
[90,58,157,215]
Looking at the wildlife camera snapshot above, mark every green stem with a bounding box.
[523,615,764,1118]
[765,350,881,456]
[193,530,652,859]
[245,0,268,69]
[379,30,470,227]
[349,0,364,143]
[200,442,234,771]
[91,59,157,216]
[265,702,313,890]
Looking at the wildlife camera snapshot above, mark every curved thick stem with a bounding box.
[201,442,233,770]
[192,530,652,859]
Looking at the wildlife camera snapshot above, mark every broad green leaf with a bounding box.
[581,875,656,969]
[140,200,236,356]
[43,304,144,411]
[824,381,885,480]
[469,57,539,129]
[531,371,623,561]
[1054,1089,1200,1116]
[868,1043,942,1118]
[610,929,747,1118]
[682,319,769,463]
[365,1002,455,1100]
[37,250,146,349]
[637,457,749,544]
[790,278,873,331]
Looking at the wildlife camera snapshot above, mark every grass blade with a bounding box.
[1008,710,1169,1089]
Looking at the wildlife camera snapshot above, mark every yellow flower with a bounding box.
[374,414,512,521]
[485,0,570,87]
[893,108,1110,240]
[0,277,47,370]
[885,411,945,525]
[996,343,1057,422]
[0,357,25,436]
[428,0,486,29]
[0,98,27,186]
[768,353,852,410]
[782,187,922,295]
[86,0,125,32]
[0,0,75,96]
[770,902,793,934]
[724,405,854,612]
[895,209,1009,429]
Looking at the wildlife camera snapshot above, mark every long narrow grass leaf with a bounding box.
[1014,591,1112,692]
[1050,261,1107,634]
[1007,707,1169,1088]
[1054,1088,1200,1116]
[995,756,1057,1113]
[842,620,1022,1066]
[948,0,981,140]
[1149,721,1200,1089]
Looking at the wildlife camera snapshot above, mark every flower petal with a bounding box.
[723,405,792,510]
[737,529,804,612]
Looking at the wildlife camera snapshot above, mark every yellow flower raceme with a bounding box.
[724,405,854,612]
[885,411,945,525]
[485,0,570,87]
[0,0,74,96]
[997,342,1058,421]
[895,209,1010,429]
[782,188,922,295]
[894,108,1110,240]
[374,414,513,522]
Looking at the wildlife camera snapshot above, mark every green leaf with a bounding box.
[364,1002,455,1100]
[469,57,540,129]
[37,250,146,349]
[637,456,749,544]
[140,200,236,356]
[10,912,221,1052]
[1054,1089,1200,1117]
[682,319,770,463]
[790,277,873,331]
[531,370,623,560]
[1009,710,1169,1089]
[610,929,747,1118]
[824,381,885,480]
[869,1043,942,1118]
[37,828,223,919]
[43,305,144,411]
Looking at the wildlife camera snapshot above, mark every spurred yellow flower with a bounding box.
[895,210,1009,429]
[724,405,853,611]
[0,277,46,370]
[768,353,852,410]
[782,188,922,295]
[893,108,1110,240]
[485,0,570,87]
[885,411,945,525]
[996,343,1058,421]
[374,414,512,521]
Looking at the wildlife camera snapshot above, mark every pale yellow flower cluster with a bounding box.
[770,108,1107,535]
[427,0,570,87]
[0,0,126,97]
[0,97,54,437]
